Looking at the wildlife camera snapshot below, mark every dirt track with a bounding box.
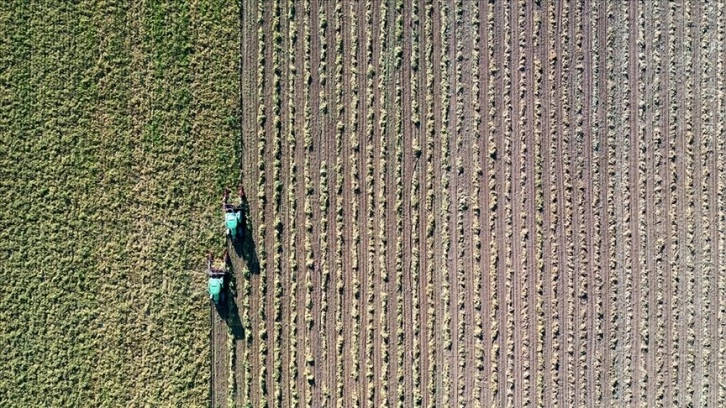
[214,1,726,406]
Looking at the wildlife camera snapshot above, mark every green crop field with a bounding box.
[0,1,239,406]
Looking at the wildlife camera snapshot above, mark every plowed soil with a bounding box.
[215,1,726,407]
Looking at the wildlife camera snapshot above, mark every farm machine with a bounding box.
[207,251,229,305]
[222,185,248,241]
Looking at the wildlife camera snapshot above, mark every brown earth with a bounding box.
[215,1,726,407]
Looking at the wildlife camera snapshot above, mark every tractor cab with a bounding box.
[208,277,224,304]
[224,211,240,237]
[222,186,246,240]
[206,252,228,306]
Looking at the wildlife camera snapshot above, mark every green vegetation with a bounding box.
[0,1,239,406]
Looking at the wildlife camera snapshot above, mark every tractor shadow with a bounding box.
[230,201,260,277]
[222,271,245,341]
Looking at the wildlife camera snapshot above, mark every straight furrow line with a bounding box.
[716,5,726,406]
[650,4,667,406]
[510,0,526,405]
[530,2,546,406]
[393,0,407,406]
[363,1,376,405]
[375,2,389,406]
[540,0,557,405]
[301,0,315,404]
[348,2,363,406]
[408,1,423,405]
[703,3,720,407]
[285,2,299,406]
[255,1,268,406]
[438,2,452,406]
[332,0,346,406]
[715,4,726,407]
[270,1,284,407]
[665,3,678,406]
[484,2,499,405]
[315,1,330,404]
[422,2,437,407]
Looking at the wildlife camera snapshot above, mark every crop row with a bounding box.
[347,0,362,406]
[422,2,437,407]
[286,0,300,406]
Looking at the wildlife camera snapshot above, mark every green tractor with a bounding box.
[207,251,229,305]
[222,186,247,241]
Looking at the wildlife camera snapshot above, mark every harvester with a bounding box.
[207,251,229,305]
[222,185,247,241]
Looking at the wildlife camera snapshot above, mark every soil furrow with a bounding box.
[400,0,416,405]
[580,1,597,406]
[522,2,539,406]
[447,0,461,405]
[627,1,642,405]
[430,1,444,405]
[476,2,493,406]
[340,0,357,405]
[357,1,373,406]
[276,1,291,406]
[662,3,676,406]
[509,1,524,405]
[642,2,657,407]
[692,2,706,404]
[308,0,323,404]
[210,308,228,407]
[420,2,437,407]
[458,0,476,406]
[706,5,722,406]
[539,0,555,405]
[674,3,687,405]
[595,2,612,407]
[552,1,567,407]
[371,2,387,406]
[491,1,506,405]
[285,2,302,406]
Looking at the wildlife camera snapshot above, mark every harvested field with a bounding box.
[3,1,726,407]
[230,0,726,407]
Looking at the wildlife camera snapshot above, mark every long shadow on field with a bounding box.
[231,198,260,277]
[223,270,245,340]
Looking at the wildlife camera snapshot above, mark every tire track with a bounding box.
[210,308,228,407]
